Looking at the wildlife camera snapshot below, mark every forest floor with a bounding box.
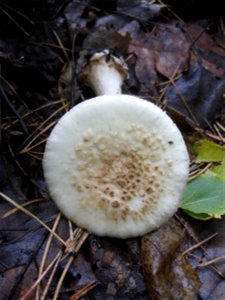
[0,1,225,299]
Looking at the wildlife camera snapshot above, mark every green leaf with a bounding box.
[180,174,225,220]
[182,210,216,221]
[193,139,225,163]
[212,161,225,181]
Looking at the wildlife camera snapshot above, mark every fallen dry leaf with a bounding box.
[141,217,201,300]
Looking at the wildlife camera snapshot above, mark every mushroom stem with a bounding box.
[82,50,128,96]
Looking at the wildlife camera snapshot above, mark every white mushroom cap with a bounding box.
[43,95,189,238]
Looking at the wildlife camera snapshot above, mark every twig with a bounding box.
[188,162,214,181]
[40,252,63,300]
[0,192,67,247]
[20,252,62,300]
[53,29,70,63]
[20,102,69,153]
[0,6,30,36]
[0,84,28,134]
[35,213,62,300]
[53,256,74,300]
[182,232,218,256]
[198,255,225,268]
[69,280,97,300]
[53,229,89,300]
[1,198,44,219]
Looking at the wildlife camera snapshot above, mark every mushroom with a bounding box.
[43,50,189,238]
[81,50,128,95]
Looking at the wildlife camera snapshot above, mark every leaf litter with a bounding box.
[0,0,225,299]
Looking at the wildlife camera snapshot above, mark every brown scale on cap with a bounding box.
[72,124,172,222]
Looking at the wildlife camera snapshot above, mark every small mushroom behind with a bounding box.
[43,50,189,238]
[81,50,128,95]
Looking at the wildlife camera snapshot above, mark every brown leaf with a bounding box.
[119,20,191,92]
[0,266,25,299]
[197,216,225,300]
[119,21,159,93]
[155,23,190,78]
[165,65,225,127]
[87,236,147,298]
[83,29,131,54]
[117,0,166,21]
[186,22,225,78]
[141,218,200,300]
